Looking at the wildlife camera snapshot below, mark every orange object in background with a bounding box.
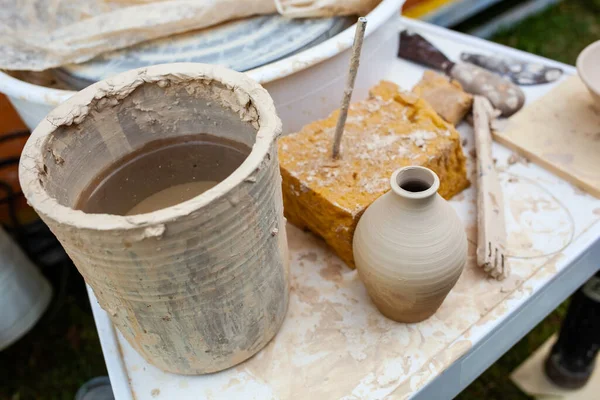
[404,0,429,9]
[0,94,38,227]
[403,0,456,18]
[1,94,27,133]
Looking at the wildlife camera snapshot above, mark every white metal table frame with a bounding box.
[399,18,600,399]
[88,17,600,400]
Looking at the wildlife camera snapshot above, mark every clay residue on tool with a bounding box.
[412,70,473,126]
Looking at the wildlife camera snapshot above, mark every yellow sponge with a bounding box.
[278,81,469,268]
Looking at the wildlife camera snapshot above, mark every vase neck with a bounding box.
[390,166,440,205]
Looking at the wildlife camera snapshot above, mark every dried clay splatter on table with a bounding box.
[221,218,574,400]
[228,153,582,399]
[114,128,599,400]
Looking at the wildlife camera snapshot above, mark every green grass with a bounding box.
[0,270,108,400]
[1,1,599,399]
[492,0,600,65]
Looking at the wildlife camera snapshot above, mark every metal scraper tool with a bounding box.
[460,52,563,86]
[398,30,525,117]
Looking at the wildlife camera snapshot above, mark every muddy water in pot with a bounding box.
[75,134,250,215]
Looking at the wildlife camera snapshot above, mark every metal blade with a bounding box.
[460,52,563,85]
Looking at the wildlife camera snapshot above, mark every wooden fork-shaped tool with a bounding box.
[473,96,509,280]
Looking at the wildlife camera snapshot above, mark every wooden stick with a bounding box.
[473,95,509,280]
[331,17,367,159]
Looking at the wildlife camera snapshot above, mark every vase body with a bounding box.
[19,64,289,374]
[353,166,467,323]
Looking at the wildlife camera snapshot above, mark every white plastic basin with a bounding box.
[0,0,404,133]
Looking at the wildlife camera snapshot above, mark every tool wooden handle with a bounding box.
[332,17,367,159]
[451,63,525,117]
[473,96,509,280]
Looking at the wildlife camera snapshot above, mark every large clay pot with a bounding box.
[19,63,289,374]
[353,166,466,323]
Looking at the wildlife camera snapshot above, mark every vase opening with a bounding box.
[400,180,430,192]
[391,166,440,200]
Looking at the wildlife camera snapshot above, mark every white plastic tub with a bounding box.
[0,227,52,350]
[0,0,404,133]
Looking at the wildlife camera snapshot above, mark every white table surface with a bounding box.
[88,17,600,400]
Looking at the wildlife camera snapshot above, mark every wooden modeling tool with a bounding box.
[473,95,509,280]
[332,17,367,159]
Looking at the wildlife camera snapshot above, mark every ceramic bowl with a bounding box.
[577,40,600,107]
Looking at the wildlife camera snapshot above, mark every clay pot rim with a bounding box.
[390,166,440,200]
[577,40,600,104]
[19,63,282,231]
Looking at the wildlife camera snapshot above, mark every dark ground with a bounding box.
[1,0,598,399]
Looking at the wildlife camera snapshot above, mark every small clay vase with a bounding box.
[353,166,467,323]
